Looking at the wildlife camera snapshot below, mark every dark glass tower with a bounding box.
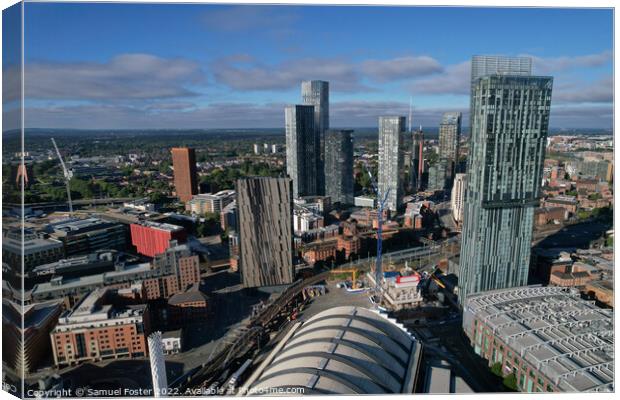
[378,116,406,212]
[324,129,354,205]
[285,104,317,198]
[459,66,553,303]
[301,80,329,196]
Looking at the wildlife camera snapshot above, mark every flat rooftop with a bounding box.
[466,286,613,392]
[131,220,184,232]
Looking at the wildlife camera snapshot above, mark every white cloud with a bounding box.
[21,54,204,100]
[409,61,470,95]
[527,50,612,74]
[361,56,443,82]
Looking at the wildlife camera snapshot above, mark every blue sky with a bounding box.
[3,3,614,129]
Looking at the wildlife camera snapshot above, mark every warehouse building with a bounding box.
[242,306,422,395]
[463,286,613,392]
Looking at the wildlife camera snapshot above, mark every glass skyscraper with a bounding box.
[324,129,354,205]
[378,116,406,212]
[285,104,317,198]
[438,112,462,181]
[458,58,553,303]
[301,80,329,196]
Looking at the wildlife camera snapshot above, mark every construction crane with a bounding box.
[330,268,360,289]
[51,138,74,215]
[361,161,389,306]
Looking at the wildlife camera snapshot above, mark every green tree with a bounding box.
[503,373,518,391]
[490,362,503,377]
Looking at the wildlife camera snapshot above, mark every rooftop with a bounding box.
[246,306,420,394]
[131,220,184,232]
[465,286,613,392]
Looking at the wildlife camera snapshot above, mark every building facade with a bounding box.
[450,173,467,225]
[285,104,318,198]
[411,129,424,191]
[50,288,150,367]
[324,129,354,205]
[236,177,294,288]
[438,112,462,180]
[378,116,406,212]
[187,190,235,215]
[463,286,613,392]
[301,80,329,195]
[49,218,126,258]
[171,147,198,202]
[3,229,64,271]
[130,221,187,258]
[427,159,450,192]
[458,65,553,302]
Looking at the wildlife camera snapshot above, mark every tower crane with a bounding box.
[51,138,74,215]
[361,161,389,307]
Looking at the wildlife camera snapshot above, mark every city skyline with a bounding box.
[2,4,613,130]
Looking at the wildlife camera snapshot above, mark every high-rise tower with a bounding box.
[324,129,354,205]
[285,104,317,198]
[171,147,198,202]
[378,116,406,212]
[438,112,462,180]
[411,128,424,191]
[301,80,329,196]
[236,177,294,288]
[459,58,553,303]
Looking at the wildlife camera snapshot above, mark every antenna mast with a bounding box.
[408,97,413,133]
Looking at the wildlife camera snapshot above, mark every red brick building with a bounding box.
[50,288,150,367]
[302,239,338,264]
[143,254,200,300]
[337,235,361,259]
[167,284,209,326]
[171,147,198,202]
[130,221,187,257]
[534,207,567,226]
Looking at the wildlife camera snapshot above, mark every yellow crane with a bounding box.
[330,268,360,289]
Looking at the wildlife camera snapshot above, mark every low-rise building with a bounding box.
[187,190,235,215]
[534,207,567,226]
[130,221,187,257]
[542,196,578,215]
[337,235,361,259]
[48,218,126,257]
[367,272,424,310]
[167,284,209,327]
[2,229,63,271]
[463,286,613,392]
[584,280,613,308]
[50,288,150,367]
[301,239,338,265]
[161,329,183,354]
[354,196,376,208]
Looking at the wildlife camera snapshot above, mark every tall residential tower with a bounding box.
[324,129,354,205]
[236,177,294,288]
[459,58,553,303]
[301,80,329,195]
[285,104,317,198]
[171,147,198,202]
[378,116,406,212]
[438,112,462,182]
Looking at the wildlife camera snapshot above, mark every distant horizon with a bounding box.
[2,4,613,131]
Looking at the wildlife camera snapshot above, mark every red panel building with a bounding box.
[130,221,187,257]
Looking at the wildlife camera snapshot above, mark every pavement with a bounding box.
[297,281,374,321]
